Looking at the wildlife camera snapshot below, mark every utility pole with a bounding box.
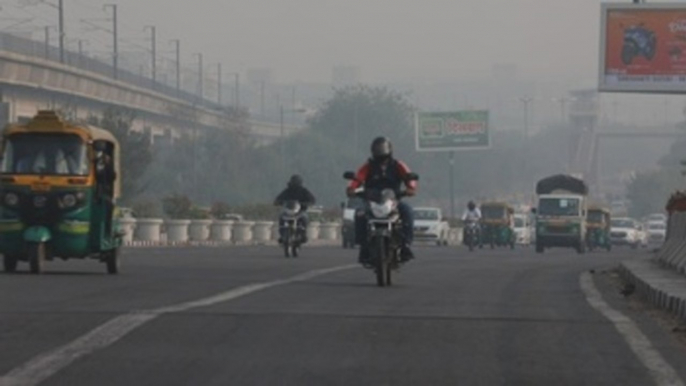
[260,80,265,116]
[44,26,50,59]
[170,40,180,92]
[144,25,156,84]
[58,0,64,63]
[449,151,456,220]
[519,96,533,189]
[234,73,240,109]
[194,53,203,99]
[217,63,222,105]
[104,4,118,79]
[280,105,285,172]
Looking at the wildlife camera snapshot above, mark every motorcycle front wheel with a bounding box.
[372,237,390,287]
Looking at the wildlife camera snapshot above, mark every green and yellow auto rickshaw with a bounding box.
[480,202,516,249]
[586,207,611,252]
[0,111,122,274]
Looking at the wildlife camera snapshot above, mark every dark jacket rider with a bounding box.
[275,175,316,243]
[347,137,417,266]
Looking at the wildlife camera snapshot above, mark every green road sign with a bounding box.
[415,110,490,151]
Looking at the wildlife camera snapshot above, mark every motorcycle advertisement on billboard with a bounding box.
[600,4,686,93]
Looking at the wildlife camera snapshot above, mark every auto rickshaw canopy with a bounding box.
[2,111,121,198]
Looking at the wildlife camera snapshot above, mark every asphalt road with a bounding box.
[1,245,686,386]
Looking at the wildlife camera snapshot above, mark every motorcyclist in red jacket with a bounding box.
[347,137,417,266]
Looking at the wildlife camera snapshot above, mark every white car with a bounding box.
[646,213,667,224]
[610,217,641,248]
[646,221,667,246]
[513,214,531,245]
[413,207,450,246]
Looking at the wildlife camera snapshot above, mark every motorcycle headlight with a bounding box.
[4,192,18,207]
[370,200,393,218]
[61,193,77,208]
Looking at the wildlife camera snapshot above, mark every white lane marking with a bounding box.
[0,264,356,386]
[580,272,685,386]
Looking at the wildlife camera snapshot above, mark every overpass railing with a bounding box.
[0,31,226,112]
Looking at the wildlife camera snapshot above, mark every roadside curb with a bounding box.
[619,258,686,322]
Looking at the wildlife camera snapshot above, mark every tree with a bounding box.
[88,109,152,201]
[626,171,675,217]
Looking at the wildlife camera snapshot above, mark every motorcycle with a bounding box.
[622,24,656,65]
[343,171,419,287]
[280,200,306,258]
[463,220,480,252]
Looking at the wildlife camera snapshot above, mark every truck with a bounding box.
[533,174,588,254]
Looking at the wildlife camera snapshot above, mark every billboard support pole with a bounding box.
[449,151,455,220]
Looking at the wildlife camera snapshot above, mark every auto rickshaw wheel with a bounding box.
[105,248,120,275]
[3,255,18,273]
[28,243,46,274]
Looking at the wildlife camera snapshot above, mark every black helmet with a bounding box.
[371,136,392,162]
[288,174,303,187]
[468,201,476,211]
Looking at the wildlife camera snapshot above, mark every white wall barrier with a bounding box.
[133,218,163,243]
[253,221,274,243]
[233,221,254,243]
[210,220,233,243]
[319,222,340,241]
[165,219,191,243]
[118,217,137,245]
[189,219,212,242]
[306,221,321,241]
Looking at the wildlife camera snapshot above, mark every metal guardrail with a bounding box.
[0,32,226,113]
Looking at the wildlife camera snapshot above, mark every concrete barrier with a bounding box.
[253,221,274,243]
[118,217,137,244]
[307,221,321,241]
[165,219,191,243]
[210,220,233,243]
[133,218,163,243]
[448,228,463,246]
[655,194,686,276]
[189,219,212,242]
[233,221,254,243]
[319,222,340,241]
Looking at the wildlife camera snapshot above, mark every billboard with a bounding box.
[600,3,686,93]
[415,110,490,152]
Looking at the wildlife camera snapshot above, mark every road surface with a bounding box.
[1,245,685,385]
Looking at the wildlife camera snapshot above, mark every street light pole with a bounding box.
[103,4,118,79]
[234,73,240,109]
[280,104,285,171]
[58,0,64,63]
[217,63,222,105]
[194,53,203,99]
[169,40,180,92]
[44,26,50,59]
[449,151,456,220]
[144,26,156,84]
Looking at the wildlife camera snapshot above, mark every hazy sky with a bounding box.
[112,0,605,83]
[3,0,636,83]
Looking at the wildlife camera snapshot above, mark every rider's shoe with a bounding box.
[358,247,373,268]
[400,245,415,262]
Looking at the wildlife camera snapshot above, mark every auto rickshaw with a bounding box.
[0,111,122,274]
[480,202,516,249]
[586,207,612,252]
